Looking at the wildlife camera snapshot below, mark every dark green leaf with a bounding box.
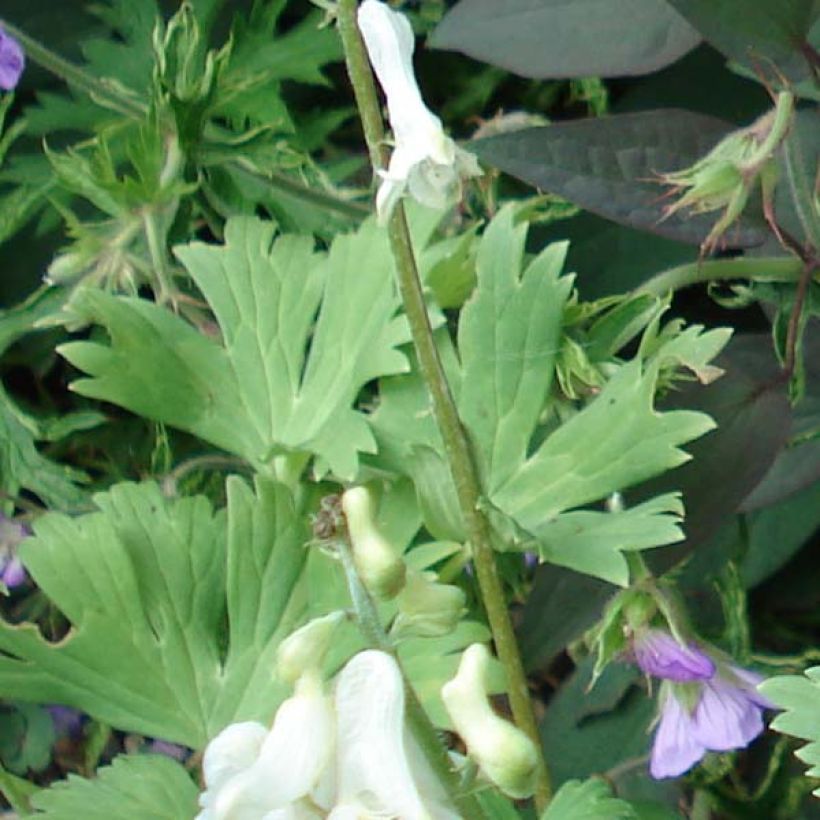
[520,565,614,671]
[430,0,700,79]
[641,334,792,575]
[665,0,820,85]
[471,111,768,247]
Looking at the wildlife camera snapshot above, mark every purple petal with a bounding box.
[634,630,715,682]
[0,555,27,588]
[691,677,764,752]
[650,689,707,779]
[47,705,85,736]
[0,28,24,91]
[149,739,188,761]
[727,665,777,710]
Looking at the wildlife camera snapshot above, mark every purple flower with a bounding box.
[0,515,29,589]
[47,705,85,737]
[148,739,188,762]
[0,27,24,91]
[650,666,775,779]
[633,629,715,682]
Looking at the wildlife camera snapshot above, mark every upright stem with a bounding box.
[337,0,551,808]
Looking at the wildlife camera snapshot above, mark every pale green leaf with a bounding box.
[492,353,720,527]
[533,494,685,586]
[0,478,305,748]
[60,217,409,478]
[458,204,573,490]
[30,754,198,820]
[759,666,820,796]
[540,778,637,820]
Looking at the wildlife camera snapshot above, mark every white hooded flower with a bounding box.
[357,0,481,223]
[197,651,458,819]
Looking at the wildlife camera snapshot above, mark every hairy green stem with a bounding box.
[0,19,147,119]
[337,0,551,809]
[633,256,804,297]
[336,537,484,820]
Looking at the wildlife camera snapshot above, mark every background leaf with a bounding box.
[665,0,820,85]
[30,754,198,819]
[470,111,768,247]
[540,777,637,820]
[430,0,700,79]
[0,477,305,749]
[759,666,820,796]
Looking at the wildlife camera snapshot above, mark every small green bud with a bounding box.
[276,610,345,686]
[341,486,406,600]
[391,569,466,639]
[442,644,538,799]
[658,92,794,254]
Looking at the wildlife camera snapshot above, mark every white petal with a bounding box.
[334,650,434,819]
[213,674,335,818]
[357,0,424,119]
[200,721,267,797]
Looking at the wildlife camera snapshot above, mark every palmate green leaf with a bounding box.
[30,754,198,820]
[533,495,685,586]
[759,666,820,796]
[59,217,409,479]
[430,0,700,79]
[371,208,728,582]
[458,206,573,491]
[0,477,306,748]
[540,777,637,820]
[492,333,727,528]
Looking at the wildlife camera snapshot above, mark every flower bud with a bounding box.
[658,92,793,254]
[276,610,345,686]
[341,486,406,599]
[441,643,538,799]
[391,569,465,639]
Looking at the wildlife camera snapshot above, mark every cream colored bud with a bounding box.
[391,569,465,639]
[341,486,406,599]
[276,611,345,685]
[442,644,538,799]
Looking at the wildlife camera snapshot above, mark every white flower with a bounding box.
[357,0,481,223]
[442,644,538,800]
[197,651,458,819]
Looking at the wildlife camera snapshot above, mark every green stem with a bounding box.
[337,0,551,809]
[0,19,146,119]
[633,256,804,297]
[336,537,485,820]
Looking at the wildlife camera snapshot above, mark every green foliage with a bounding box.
[373,207,727,584]
[760,667,820,796]
[59,217,409,479]
[0,478,306,748]
[30,754,198,819]
[471,111,767,248]
[431,0,700,80]
[0,703,55,775]
[0,389,87,511]
[665,0,820,87]
[540,777,637,820]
